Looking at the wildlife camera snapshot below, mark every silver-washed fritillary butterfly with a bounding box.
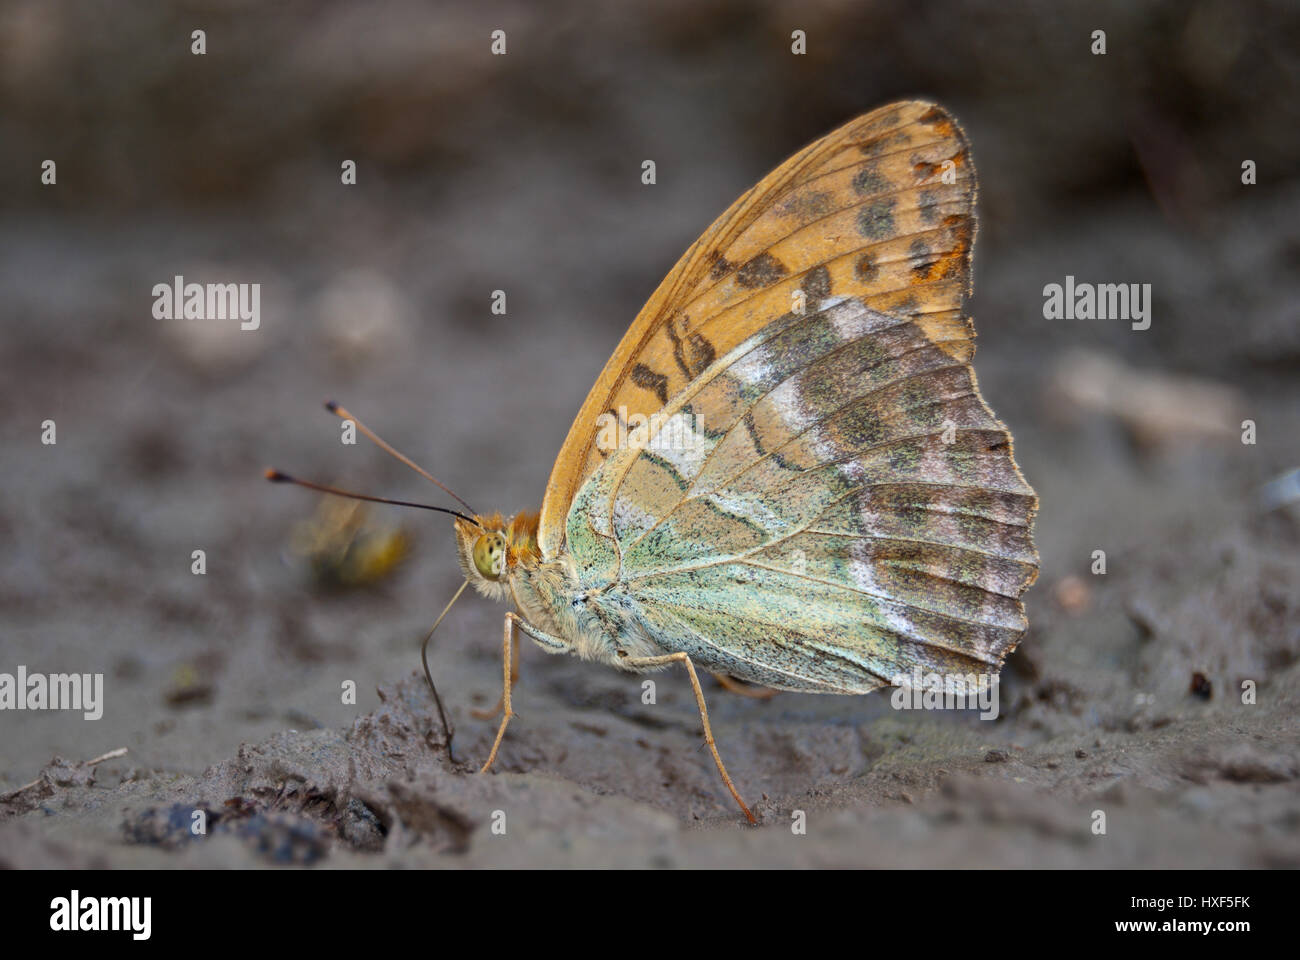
[270,100,1039,824]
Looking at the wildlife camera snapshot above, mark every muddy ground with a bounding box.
[1,1,1298,867]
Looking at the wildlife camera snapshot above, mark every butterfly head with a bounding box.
[454,510,541,599]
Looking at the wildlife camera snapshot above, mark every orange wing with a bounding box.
[539,100,978,556]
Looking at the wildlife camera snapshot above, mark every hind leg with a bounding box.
[625,652,756,825]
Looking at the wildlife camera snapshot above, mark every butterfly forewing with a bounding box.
[540,100,980,555]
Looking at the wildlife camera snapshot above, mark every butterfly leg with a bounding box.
[480,612,571,775]
[624,652,757,825]
[470,638,521,720]
[711,672,779,700]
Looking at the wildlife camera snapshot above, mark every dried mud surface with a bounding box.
[3,487,1297,867]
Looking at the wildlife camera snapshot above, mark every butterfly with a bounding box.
[269,100,1039,825]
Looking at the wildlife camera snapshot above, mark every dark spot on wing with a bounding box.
[630,364,669,405]
[856,198,896,240]
[852,163,889,197]
[680,333,716,378]
[801,264,832,301]
[854,252,879,283]
[742,412,767,458]
[736,252,789,289]
[665,318,717,379]
[707,250,732,282]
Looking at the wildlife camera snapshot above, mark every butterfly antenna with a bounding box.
[265,468,474,763]
[421,579,470,764]
[324,401,477,515]
[264,470,482,528]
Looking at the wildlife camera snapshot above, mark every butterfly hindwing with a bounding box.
[540,100,980,556]
[565,295,1037,693]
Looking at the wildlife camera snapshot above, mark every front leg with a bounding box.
[470,637,521,721]
[480,613,571,774]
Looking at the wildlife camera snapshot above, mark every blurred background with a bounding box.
[1,0,1297,866]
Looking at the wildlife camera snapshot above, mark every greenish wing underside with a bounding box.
[563,298,1039,694]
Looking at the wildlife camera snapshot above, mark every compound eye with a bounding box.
[472,534,506,581]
